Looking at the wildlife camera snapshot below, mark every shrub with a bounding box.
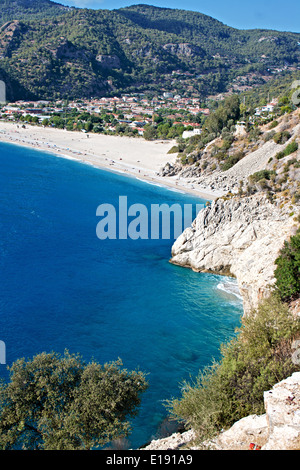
[189,134,202,145]
[275,151,285,160]
[167,146,179,154]
[248,127,262,142]
[286,158,297,167]
[269,120,279,129]
[215,150,227,161]
[221,132,234,150]
[264,131,276,142]
[255,178,269,190]
[273,131,291,144]
[276,141,299,159]
[185,144,196,155]
[222,139,233,150]
[187,155,197,164]
[249,169,275,183]
[165,296,300,443]
[221,151,245,171]
[284,140,298,156]
[180,155,188,165]
[291,193,300,204]
[274,229,300,301]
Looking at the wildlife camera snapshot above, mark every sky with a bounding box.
[57,0,300,33]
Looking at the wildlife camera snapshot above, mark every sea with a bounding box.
[0,141,243,449]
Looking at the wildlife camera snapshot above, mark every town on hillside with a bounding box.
[0,90,282,142]
[0,92,210,137]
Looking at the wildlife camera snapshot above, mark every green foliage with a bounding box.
[275,140,299,160]
[248,126,262,142]
[274,230,300,301]
[0,0,68,23]
[143,125,158,141]
[204,95,241,136]
[167,145,179,154]
[275,151,285,160]
[241,70,300,110]
[221,150,245,171]
[0,351,148,450]
[49,115,64,129]
[263,130,276,142]
[249,169,276,183]
[273,131,291,144]
[221,136,234,150]
[166,296,300,442]
[284,140,298,155]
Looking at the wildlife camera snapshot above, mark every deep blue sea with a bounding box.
[0,141,243,448]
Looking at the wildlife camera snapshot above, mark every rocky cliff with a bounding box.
[143,372,300,450]
[170,194,299,315]
[148,111,300,451]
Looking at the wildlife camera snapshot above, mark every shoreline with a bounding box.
[0,121,224,201]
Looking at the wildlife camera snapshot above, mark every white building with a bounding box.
[182,128,202,139]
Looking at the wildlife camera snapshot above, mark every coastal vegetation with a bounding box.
[240,70,300,110]
[275,230,300,302]
[158,88,299,204]
[166,294,300,445]
[166,220,300,445]
[0,352,148,450]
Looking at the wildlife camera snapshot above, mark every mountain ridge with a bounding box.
[0,1,299,100]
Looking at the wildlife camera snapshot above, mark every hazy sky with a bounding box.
[58,0,300,33]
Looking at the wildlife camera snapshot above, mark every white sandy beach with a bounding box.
[0,121,223,200]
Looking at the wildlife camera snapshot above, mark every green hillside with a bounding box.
[0,0,69,23]
[0,2,299,100]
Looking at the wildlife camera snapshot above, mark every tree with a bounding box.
[84,121,93,132]
[204,94,241,136]
[0,351,148,450]
[143,124,158,140]
[66,119,75,131]
[274,230,300,301]
[50,115,64,129]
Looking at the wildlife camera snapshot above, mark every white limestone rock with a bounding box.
[262,372,300,450]
[207,414,268,450]
[142,430,196,450]
[170,194,298,315]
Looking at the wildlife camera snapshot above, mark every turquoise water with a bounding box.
[0,142,243,448]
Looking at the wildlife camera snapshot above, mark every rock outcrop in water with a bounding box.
[170,194,298,315]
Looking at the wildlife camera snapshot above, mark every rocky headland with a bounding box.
[170,194,299,315]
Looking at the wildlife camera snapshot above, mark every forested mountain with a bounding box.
[0,1,299,100]
[0,0,69,23]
